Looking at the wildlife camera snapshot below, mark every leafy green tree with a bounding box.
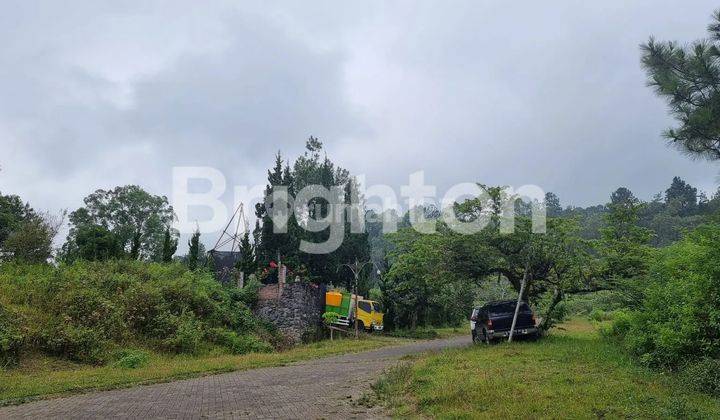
[65,185,175,260]
[609,222,720,368]
[544,192,563,217]
[0,192,34,246]
[598,193,653,306]
[60,224,124,262]
[641,9,720,161]
[3,212,63,263]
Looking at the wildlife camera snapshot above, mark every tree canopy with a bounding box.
[642,10,720,161]
[63,185,177,262]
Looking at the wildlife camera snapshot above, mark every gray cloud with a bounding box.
[1,0,719,248]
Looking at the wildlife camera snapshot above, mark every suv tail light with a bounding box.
[487,319,493,327]
[470,314,478,321]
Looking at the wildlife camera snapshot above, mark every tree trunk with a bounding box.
[540,286,564,331]
[130,231,142,260]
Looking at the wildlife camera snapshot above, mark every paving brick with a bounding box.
[0,336,469,419]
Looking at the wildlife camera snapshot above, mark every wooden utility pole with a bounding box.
[339,259,373,339]
[508,261,531,343]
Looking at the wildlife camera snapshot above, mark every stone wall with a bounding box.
[254,282,325,344]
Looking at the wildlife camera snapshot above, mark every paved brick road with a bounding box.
[0,335,470,419]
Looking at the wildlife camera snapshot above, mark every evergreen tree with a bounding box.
[236,232,257,275]
[642,9,720,161]
[665,176,698,216]
[161,228,178,262]
[252,137,369,284]
[254,152,285,267]
[610,187,637,207]
[187,227,201,271]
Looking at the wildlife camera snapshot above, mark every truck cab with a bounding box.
[325,291,384,332]
[357,299,384,331]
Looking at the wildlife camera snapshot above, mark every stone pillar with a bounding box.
[278,264,287,296]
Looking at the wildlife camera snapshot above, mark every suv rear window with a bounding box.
[486,302,530,315]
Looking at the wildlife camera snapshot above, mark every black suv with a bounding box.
[470,300,539,344]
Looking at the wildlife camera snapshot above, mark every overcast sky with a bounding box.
[2,1,720,248]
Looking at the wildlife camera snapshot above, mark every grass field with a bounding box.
[373,320,720,419]
[0,334,412,406]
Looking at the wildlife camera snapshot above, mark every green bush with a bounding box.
[161,312,204,354]
[206,328,272,354]
[608,223,720,369]
[600,310,632,338]
[0,304,23,368]
[322,311,341,325]
[588,309,620,322]
[0,260,270,366]
[681,358,720,398]
[42,324,109,364]
[563,290,630,316]
[112,349,150,369]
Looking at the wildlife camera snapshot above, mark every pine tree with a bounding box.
[255,152,285,268]
[642,10,720,161]
[187,227,201,271]
[236,232,257,275]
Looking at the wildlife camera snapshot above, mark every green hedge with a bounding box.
[0,260,270,366]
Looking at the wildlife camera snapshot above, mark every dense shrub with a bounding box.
[42,323,111,364]
[0,304,23,368]
[207,328,272,354]
[681,358,720,398]
[563,290,631,316]
[607,223,720,369]
[112,349,151,369]
[0,260,272,366]
[161,312,204,354]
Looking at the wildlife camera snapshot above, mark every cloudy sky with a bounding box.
[2,1,719,247]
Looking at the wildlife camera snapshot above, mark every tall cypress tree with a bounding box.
[236,232,257,275]
[161,228,178,262]
[187,228,201,271]
[255,152,285,268]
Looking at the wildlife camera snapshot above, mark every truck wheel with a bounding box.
[357,320,365,332]
[482,329,492,345]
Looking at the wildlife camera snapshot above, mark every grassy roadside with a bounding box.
[372,319,720,419]
[0,334,410,406]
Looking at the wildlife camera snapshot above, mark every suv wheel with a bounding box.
[482,329,492,345]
